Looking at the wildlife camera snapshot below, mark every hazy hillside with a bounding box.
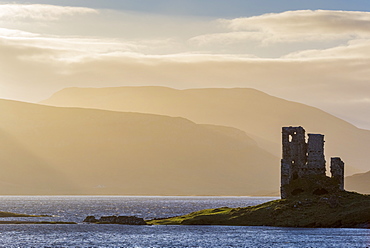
[345,171,370,194]
[0,99,279,195]
[41,86,370,176]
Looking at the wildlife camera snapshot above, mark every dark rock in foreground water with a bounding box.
[83,215,147,225]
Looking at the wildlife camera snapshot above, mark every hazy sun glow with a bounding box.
[0,2,369,130]
[0,1,369,196]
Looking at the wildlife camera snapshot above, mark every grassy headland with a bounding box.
[148,191,370,228]
[0,211,76,224]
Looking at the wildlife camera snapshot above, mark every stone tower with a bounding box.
[281,126,306,198]
[331,157,345,191]
[305,134,326,177]
[281,126,344,199]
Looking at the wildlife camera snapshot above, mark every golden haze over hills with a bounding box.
[41,86,370,176]
[0,99,278,195]
[346,171,370,194]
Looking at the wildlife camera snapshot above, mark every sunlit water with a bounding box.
[0,196,368,247]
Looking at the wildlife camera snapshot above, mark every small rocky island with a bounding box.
[148,127,370,228]
[84,215,146,225]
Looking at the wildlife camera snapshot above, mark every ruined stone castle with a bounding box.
[281,126,344,199]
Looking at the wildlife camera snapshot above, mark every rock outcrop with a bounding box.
[83,215,147,225]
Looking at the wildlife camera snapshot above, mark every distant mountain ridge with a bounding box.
[0,99,279,195]
[346,171,370,194]
[41,86,370,177]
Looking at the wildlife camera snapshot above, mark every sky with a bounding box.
[1,0,370,129]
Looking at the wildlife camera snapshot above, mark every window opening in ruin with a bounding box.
[289,135,293,142]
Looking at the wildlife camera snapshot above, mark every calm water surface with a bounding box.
[0,196,368,248]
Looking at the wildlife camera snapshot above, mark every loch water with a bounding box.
[0,196,368,248]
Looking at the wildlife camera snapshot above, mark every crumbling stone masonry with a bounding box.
[281,126,345,199]
[331,157,345,191]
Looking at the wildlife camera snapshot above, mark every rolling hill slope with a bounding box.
[345,171,370,194]
[0,99,279,195]
[41,86,370,177]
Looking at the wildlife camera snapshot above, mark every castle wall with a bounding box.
[280,160,291,199]
[281,126,307,198]
[331,157,345,191]
[302,134,326,177]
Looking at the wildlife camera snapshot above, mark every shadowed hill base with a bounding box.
[149,189,370,228]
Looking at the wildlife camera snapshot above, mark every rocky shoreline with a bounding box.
[0,211,77,224]
[81,186,370,228]
[0,221,76,224]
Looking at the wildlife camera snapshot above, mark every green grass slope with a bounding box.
[149,191,370,228]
